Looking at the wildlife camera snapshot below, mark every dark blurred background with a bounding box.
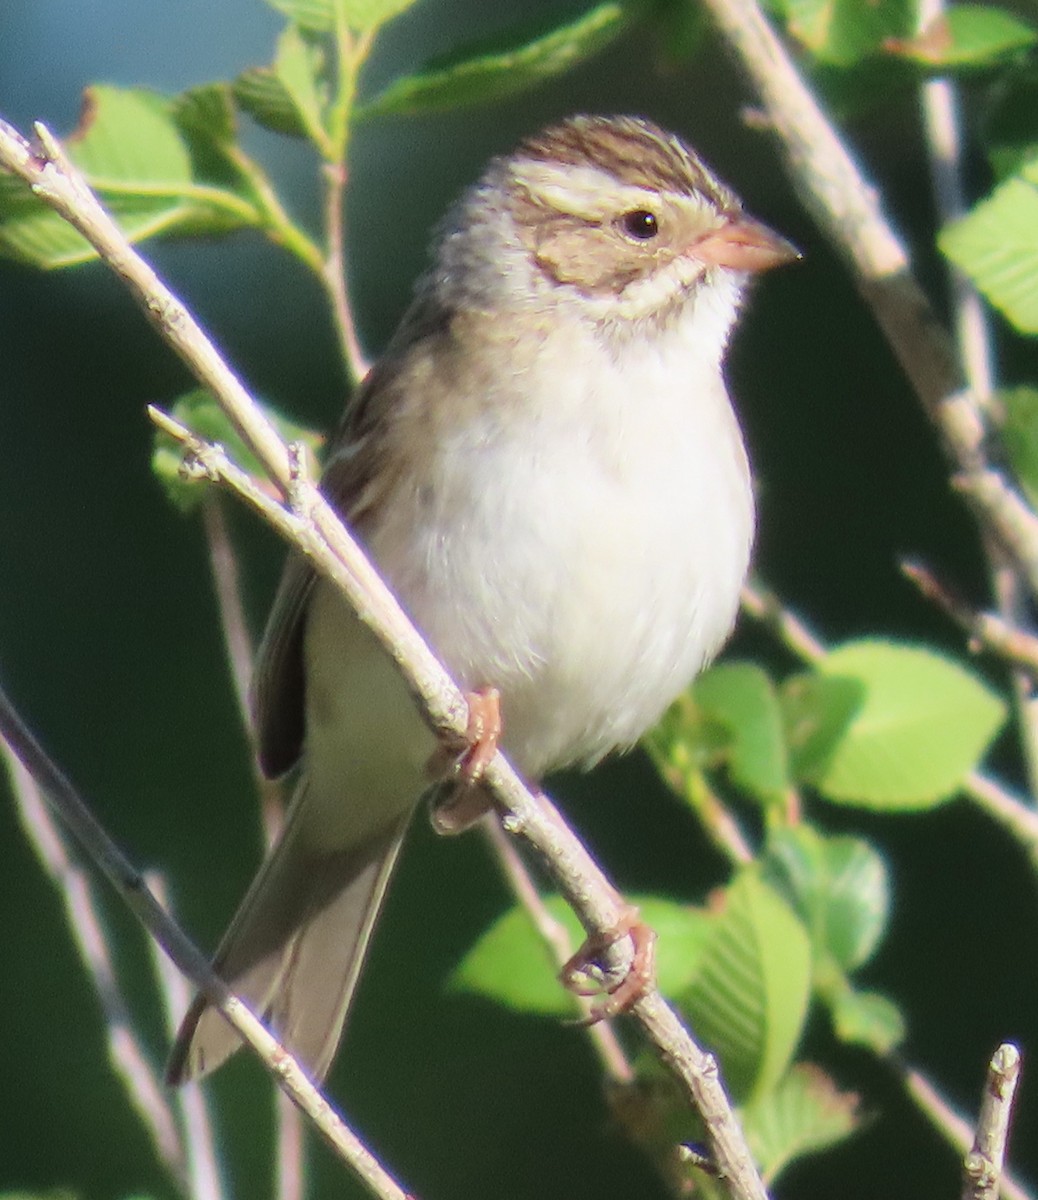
[1,1,1037,1197]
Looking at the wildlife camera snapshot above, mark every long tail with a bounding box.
[167,778,410,1085]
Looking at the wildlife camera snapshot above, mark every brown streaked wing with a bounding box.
[252,290,452,779]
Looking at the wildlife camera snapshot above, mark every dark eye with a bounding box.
[619,209,659,240]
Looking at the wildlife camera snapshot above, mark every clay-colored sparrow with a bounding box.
[168,115,796,1084]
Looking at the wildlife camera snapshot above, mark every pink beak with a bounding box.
[694,215,800,273]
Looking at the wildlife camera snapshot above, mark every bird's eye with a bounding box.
[619,209,659,240]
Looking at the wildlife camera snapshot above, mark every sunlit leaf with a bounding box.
[884,5,1037,68]
[809,640,1006,808]
[266,0,419,32]
[0,86,257,268]
[360,3,635,116]
[452,895,712,1016]
[940,157,1038,335]
[742,1064,861,1183]
[776,0,913,65]
[693,663,789,804]
[679,872,811,1101]
[828,986,905,1053]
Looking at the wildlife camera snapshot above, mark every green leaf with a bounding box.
[693,664,790,804]
[828,986,905,1053]
[883,5,1037,68]
[763,825,890,971]
[233,68,310,138]
[273,24,330,148]
[809,640,1006,809]
[781,672,864,784]
[999,386,1038,509]
[0,86,258,268]
[452,895,712,1017]
[267,0,419,32]
[679,871,812,1102]
[152,390,323,513]
[775,0,914,66]
[940,157,1038,335]
[742,1064,861,1183]
[360,3,635,117]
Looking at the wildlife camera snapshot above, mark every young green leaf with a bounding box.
[267,0,420,33]
[451,895,712,1016]
[359,3,635,117]
[152,390,323,513]
[884,5,1037,68]
[0,86,260,268]
[807,640,1006,809]
[273,24,330,150]
[693,663,790,804]
[678,871,812,1102]
[741,1064,861,1183]
[939,157,1038,335]
[763,825,890,971]
[233,69,311,139]
[828,985,905,1053]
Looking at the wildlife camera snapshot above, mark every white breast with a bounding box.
[368,290,754,778]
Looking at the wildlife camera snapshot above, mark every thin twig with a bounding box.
[0,117,770,1200]
[1,739,187,1189]
[698,0,1038,607]
[901,1060,1031,1200]
[0,684,415,1200]
[901,561,1038,675]
[321,160,369,386]
[145,874,227,1200]
[740,578,825,664]
[962,1044,1023,1200]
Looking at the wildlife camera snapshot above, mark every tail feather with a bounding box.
[167,790,410,1085]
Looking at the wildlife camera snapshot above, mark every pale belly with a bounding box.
[366,364,754,778]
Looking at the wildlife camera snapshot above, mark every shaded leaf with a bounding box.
[152,390,323,513]
[983,71,1038,179]
[940,157,1038,335]
[233,68,310,138]
[679,872,811,1102]
[810,640,1006,809]
[693,663,789,804]
[742,1063,861,1183]
[782,672,864,784]
[828,985,905,1053]
[763,825,890,971]
[360,3,635,117]
[1000,386,1038,509]
[452,895,712,1016]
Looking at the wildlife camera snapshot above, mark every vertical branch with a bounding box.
[915,0,1038,801]
[146,874,227,1200]
[1,740,187,1190]
[961,1044,1022,1200]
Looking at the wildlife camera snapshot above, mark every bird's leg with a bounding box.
[561,906,658,1021]
[427,687,501,834]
